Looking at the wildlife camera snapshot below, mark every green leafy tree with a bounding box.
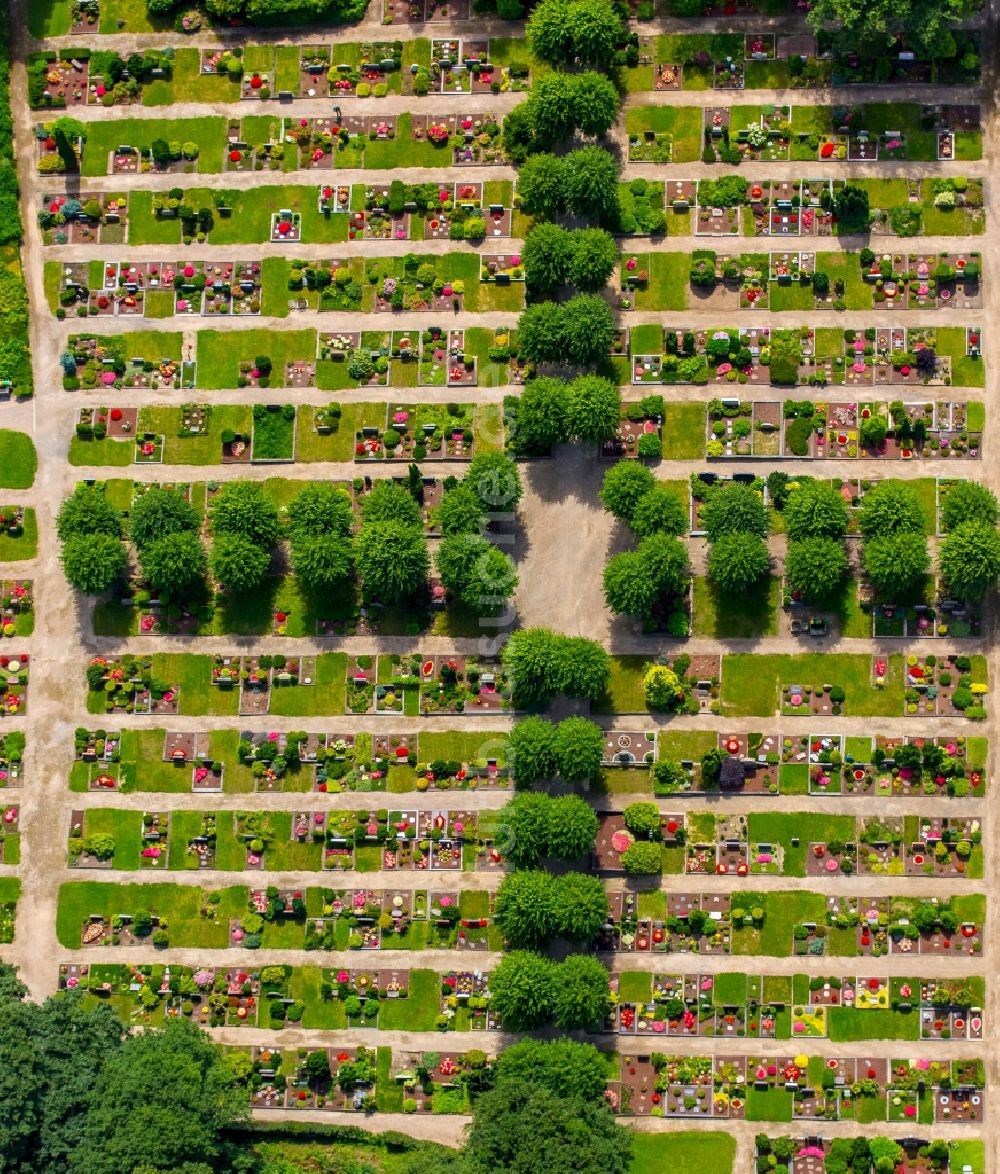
[643,665,684,711]
[551,954,612,1030]
[708,532,770,593]
[857,481,925,538]
[600,461,656,522]
[464,1083,631,1174]
[807,0,974,57]
[565,147,620,219]
[941,480,999,531]
[209,481,280,548]
[435,482,485,535]
[556,635,611,702]
[61,533,126,594]
[784,537,849,603]
[567,374,620,441]
[604,551,658,617]
[436,533,518,614]
[623,801,661,837]
[545,796,599,862]
[631,484,688,537]
[834,183,870,231]
[70,1018,248,1174]
[517,300,564,365]
[140,530,207,596]
[51,116,85,170]
[783,480,850,540]
[551,873,607,942]
[497,790,550,865]
[641,533,690,597]
[938,521,1000,599]
[551,716,605,783]
[466,452,524,512]
[494,870,555,948]
[57,486,121,542]
[862,532,930,598]
[286,484,354,538]
[128,488,198,550]
[502,627,560,706]
[290,533,354,594]
[355,521,428,602]
[568,73,620,139]
[526,0,576,66]
[359,478,422,527]
[211,533,271,594]
[493,1038,609,1103]
[512,376,570,455]
[522,223,572,294]
[488,951,556,1030]
[516,153,567,219]
[702,483,767,540]
[525,73,576,147]
[507,716,557,788]
[527,0,624,70]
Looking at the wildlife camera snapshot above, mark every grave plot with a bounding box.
[40,193,127,245]
[318,182,352,217]
[695,183,740,236]
[718,733,779,793]
[285,118,344,169]
[418,328,477,387]
[298,45,332,97]
[858,817,906,876]
[602,397,663,460]
[356,185,409,241]
[806,835,857,878]
[419,656,510,715]
[370,255,466,313]
[138,811,168,870]
[603,730,656,768]
[656,1055,716,1118]
[33,55,89,108]
[354,403,478,462]
[906,816,979,877]
[799,179,834,235]
[431,39,468,94]
[919,979,984,1041]
[67,809,115,869]
[0,804,17,863]
[713,1056,748,1118]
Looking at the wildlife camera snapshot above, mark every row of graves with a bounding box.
[303,886,493,951]
[352,402,479,462]
[319,328,483,389]
[631,324,981,388]
[654,33,818,94]
[39,193,127,245]
[609,1053,985,1124]
[53,259,264,318]
[690,178,836,238]
[757,1135,982,1172]
[65,337,193,392]
[325,181,511,242]
[609,972,982,1044]
[655,732,984,799]
[707,399,982,460]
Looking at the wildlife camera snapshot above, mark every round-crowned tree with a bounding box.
[940,480,999,531]
[567,228,618,291]
[517,300,564,365]
[515,153,567,219]
[140,531,207,596]
[938,521,1000,599]
[631,484,688,537]
[209,481,280,548]
[555,635,611,702]
[286,484,354,538]
[57,486,121,542]
[513,376,570,456]
[290,534,354,594]
[604,551,657,617]
[493,871,556,949]
[355,521,428,602]
[551,717,604,782]
[498,791,552,867]
[862,531,930,598]
[545,796,599,863]
[560,295,615,367]
[567,374,620,442]
[600,461,656,522]
[507,716,557,788]
[565,147,620,219]
[707,532,770,593]
[466,452,523,512]
[551,873,607,942]
[551,954,612,1031]
[783,480,850,540]
[359,479,421,527]
[488,951,556,1030]
[62,533,127,594]
[435,482,485,535]
[857,481,924,538]
[522,222,572,294]
[129,488,198,550]
[702,483,768,541]
[211,533,271,594]
[784,536,849,603]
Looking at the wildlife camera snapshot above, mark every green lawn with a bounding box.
[746,812,855,876]
[659,730,715,762]
[0,510,37,561]
[661,404,705,459]
[596,656,647,715]
[56,881,247,948]
[828,1006,918,1042]
[949,1142,984,1174]
[197,328,316,388]
[632,253,689,311]
[80,118,226,177]
[692,576,779,638]
[733,891,828,956]
[0,432,36,489]
[625,105,702,163]
[630,1133,735,1174]
[722,653,903,717]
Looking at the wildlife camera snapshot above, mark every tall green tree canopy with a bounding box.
[807,0,975,57]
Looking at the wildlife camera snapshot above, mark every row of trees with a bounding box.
[490,951,611,1032]
[600,463,690,627]
[521,223,618,296]
[506,714,605,786]
[516,147,620,221]
[501,626,610,706]
[526,0,627,71]
[509,374,621,456]
[498,791,599,867]
[503,73,620,160]
[516,295,616,368]
[495,869,607,948]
